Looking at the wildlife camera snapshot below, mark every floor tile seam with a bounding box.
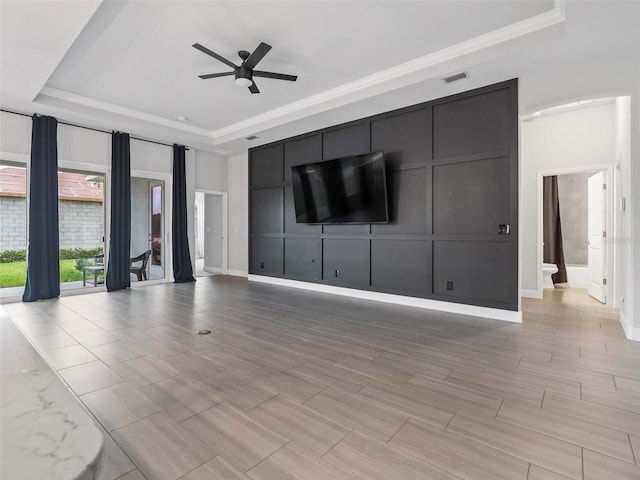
[541,393,640,435]
[79,392,164,434]
[136,376,222,416]
[388,419,530,480]
[247,392,357,441]
[332,359,413,387]
[98,428,140,479]
[515,365,617,391]
[302,385,412,436]
[580,447,640,475]
[328,430,469,480]
[580,393,640,416]
[444,414,584,479]
[43,353,102,372]
[243,440,291,475]
[494,408,636,464]
[629,434,638,466]
[549,358,640,379]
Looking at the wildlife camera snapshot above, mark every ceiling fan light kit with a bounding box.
[194,41,297,94]
[235,77,253,87]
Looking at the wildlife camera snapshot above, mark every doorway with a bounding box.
[58,167,106,291]
[538,166,614,305]
[131,172,171,283]
[194,190,227,277]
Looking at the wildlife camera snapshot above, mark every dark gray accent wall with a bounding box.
[249,79,518,311]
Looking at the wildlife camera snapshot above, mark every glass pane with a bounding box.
[0,161,27,297]
[58,169,105,290]
[131,177,164,281]
[151,185,162,267]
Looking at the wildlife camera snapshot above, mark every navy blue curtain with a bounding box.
[172,145,195,283]
[23,116,60,302]
[106,132,131,291]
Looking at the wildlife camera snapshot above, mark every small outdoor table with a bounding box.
[83,265,104,286]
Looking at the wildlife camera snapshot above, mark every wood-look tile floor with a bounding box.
[4,278,640,480]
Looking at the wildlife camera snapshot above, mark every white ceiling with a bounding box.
[1,1,638,156]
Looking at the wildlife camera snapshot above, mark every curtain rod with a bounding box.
[1,109,189,150]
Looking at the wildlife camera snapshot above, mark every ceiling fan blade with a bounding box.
[253,70,297,82]
[244,42,272,70]
[198,72,235,79]
[249,82,260,94]
[192,43,237,69]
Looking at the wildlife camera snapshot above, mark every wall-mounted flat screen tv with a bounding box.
[291,151,388,224]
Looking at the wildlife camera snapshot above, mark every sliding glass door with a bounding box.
[0,161,28,297]
[131,176,165,281]
[57,168,105,291]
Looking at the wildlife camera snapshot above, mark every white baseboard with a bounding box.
[249,275,522,323]
[203,266,225,274]
[566,265,589,287]
[521,289,542,299]
[619,312,638,341]
[226,269,248,278]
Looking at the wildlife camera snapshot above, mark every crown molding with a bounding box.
[210,0,566,144]
[35,1,566,149]
[37,86,214,138]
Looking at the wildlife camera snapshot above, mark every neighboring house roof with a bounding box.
[0,167,103,202]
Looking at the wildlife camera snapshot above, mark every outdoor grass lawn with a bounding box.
[0,259,92,288]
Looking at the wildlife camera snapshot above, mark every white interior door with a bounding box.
[587,171,606,303]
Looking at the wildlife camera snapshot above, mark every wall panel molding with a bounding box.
[249,79,519,312]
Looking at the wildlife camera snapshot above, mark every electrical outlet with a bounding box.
[260,262,264,269]
[335,269,340,278]
[446,281,454,291]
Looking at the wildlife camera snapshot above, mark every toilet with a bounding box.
[543,263,558,289]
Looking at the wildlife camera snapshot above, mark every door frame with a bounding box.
[131,169,172,285]
[195,189,228,275]
[58,160,110,292]
[535,164,615,305]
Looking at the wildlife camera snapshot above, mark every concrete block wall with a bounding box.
[0,197,27,251]
[0,197,104,252]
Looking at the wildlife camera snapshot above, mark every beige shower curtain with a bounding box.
[543,176,568,284]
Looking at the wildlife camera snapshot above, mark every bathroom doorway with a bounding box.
[538,166,613,305]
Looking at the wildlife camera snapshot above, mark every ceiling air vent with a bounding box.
[442,72,468,84]
[246,135,258,140]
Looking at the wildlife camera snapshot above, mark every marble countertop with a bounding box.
[1,308,104,480]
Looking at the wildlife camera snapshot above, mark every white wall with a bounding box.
[521,103,616,293]
[0,111,176,173]
[632,94,640,340]
[0,112,32,158]
[195,151,227,192]
[130,139,172,174]
[58,124,110,167]
[615,96,634,337]
[227,152,248,275]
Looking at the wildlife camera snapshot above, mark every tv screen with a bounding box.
[291,151,388,224]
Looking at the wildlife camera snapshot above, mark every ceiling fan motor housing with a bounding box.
[235,65,253,82]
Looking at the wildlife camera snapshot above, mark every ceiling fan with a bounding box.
[193,42,297,94]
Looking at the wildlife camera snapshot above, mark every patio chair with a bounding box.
[130,250,152,281]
